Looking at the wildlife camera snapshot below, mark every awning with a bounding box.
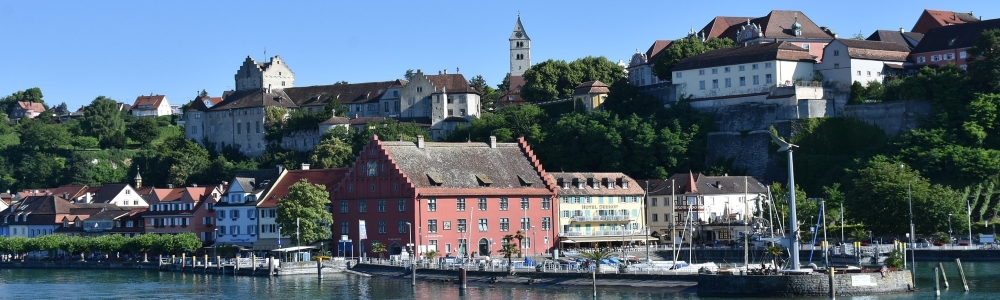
[561,240,576,243]
[270,246,316,252]
[561,236,659,243]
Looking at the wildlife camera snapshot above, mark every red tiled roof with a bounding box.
[259,168,349,208]
[150,188,185,204]
[672,41,815,71]
[646,40,674,63]
[16,101,46,113]
[132,95,166,110]
[911,9,979,34]
[427,74,478,94]
[573,81,610,95]
[699,10,834,41]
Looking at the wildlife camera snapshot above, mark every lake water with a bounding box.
[0,261,997,299]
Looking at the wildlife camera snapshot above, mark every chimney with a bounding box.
[438,70,442,75]
[489,136,497,148]
[443,69,447,74]
[168,184,173,189]
[715,181,721,189]
[900,27,904,33]
[417,135,425,149]
[63,192,68,199]
[301,163,310,170]
[192,183,198,187]
[277,164,285,174]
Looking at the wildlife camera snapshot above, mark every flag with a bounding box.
[359,220,368,240]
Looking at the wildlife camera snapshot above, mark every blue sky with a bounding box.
[2,0,997,109]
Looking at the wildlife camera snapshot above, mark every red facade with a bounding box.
[331,135,558,258]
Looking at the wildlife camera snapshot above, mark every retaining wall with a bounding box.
[697,270,912,297]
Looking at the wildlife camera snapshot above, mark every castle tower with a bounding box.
[509,14,531,77]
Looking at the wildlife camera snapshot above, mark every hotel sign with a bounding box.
[581,205,619,209]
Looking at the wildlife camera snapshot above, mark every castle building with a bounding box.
[500,15,531,107]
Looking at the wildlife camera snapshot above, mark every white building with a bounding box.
[215,169,278,247]
[131,95,173,117]
[548,173,651,247]
[672,41,816,100]
[815,39,911,89]
[627,40,672,87]
[646,173,768,245]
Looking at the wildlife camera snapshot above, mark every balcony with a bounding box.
[673,204,706,212]
[570,215,636,222]
[560,229,649,237]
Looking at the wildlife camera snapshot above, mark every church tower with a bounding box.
[509,14,531,77]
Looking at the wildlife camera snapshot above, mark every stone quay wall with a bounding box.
[698,270,913,297]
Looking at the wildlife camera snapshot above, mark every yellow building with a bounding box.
[573,81,610,111]
[548,172,652,247]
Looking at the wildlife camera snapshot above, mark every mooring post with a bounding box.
[828,267,836,300]
[182,253,186,268]
[317,259,324,279]
[252,255,257,273]
[459,267,467,290]
[204,255,208,270]
[934,266,940,297]
[938,262,949,288]
[268,257,275,276]
[956,258,969,291]
[217,256,222,273]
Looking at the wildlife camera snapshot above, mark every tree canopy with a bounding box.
[652,36,734,81]
[276,180,334,245]
[520,56,625,102]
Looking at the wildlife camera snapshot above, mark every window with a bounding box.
[753,75,760,85]
[675,72,682,78]
[460,109,466,116]
[248,225,255,235]
[739,65,745,71]
[398,220,407,233]
[712,79,719,89]
[499,198,509,211]
[457,219,467,232]
[478,218,488,232]
[219,226,226,235]
[698,70,705,75]
[398,199,406,212]
[520,197,529,210]
[739,77,746,86]
[541,197,551,210]
[341,221,349,235]
[457,198,466,211]
[359,200,367,213]
[766,74,773,83]
[960,51,967,59]
[427,198,437,212]
[724,67,731,73]
[725,78,731,87]
[711,68,718,74]
[833,50,840,56]
[931,55,942,62]
[752,64,759,70]
[699,80,706,90]
[217,210,225,219]
[652,214,659,222]
[857,71,862,76]
[802,43,810,50]
[428,219,438,233]
[232,210,240,219]
[378,221,386,234]
[377,199,386,212]
[478,198,487,211]
[500,218,510,232]
[917,56,926,63]
[443,221,451,230]
[520,218,530,230]
[834,63,840,68]
[944,53,955,60]
[542,217,551,231]
[764,63,772,69]
[417,87,423,92]
[340,200,349,213]
[867,71,871,77]
[447,109,453,116]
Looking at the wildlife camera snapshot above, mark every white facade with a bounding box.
[101,186,148,208]
[815,40,907,89]
[235,56,295,92]
[509,16,531,77]
[215,183,260,246]
[131,96,173,117]
[674,60,814,99]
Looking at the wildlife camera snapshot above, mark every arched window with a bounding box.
[390,242,402,255]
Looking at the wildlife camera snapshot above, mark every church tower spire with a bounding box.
[509,14,531,77]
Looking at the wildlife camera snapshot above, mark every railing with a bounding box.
[354,256,702,275]
[570,215,636,222]
[561,229,649,237]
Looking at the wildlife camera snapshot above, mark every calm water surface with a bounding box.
[0,261,997,299]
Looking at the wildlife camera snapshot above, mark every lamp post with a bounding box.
[296,218,301,263]
[406,221,414,286]
[948,214,953,245]
[900,165,916,249]
[213,228,219,262]
[770,133,801,271]
[531,226,537,256]
[967,200,973,246]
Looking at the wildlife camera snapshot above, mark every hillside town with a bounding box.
[2,7,1000,263]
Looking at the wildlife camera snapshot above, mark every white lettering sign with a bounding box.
[851,274,877,286]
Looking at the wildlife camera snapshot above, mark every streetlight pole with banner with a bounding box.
[359,220,368,260]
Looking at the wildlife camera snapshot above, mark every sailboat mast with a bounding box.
[744,176,749,267]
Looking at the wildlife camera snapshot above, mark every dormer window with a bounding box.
[621,178,629,189]
[475,174,492,187]
[602,178,613,189]
[558,178,568,189]
[573,178,583,189]
[427,173,444,186]
[517,175,534,187]
[589,178,599,189]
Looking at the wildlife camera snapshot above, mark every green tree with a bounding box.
[310,131,355,169]
[846,156,961,235]
[324,96,348,118]
[404,69,415,81]
[498,235,519,272]
[469,75,500,112]
[966,29,1000,93]
[126,234,156,262]
[652,36,734,81]
[372,241,387,259]
[127,117,160,145]
[520,56,625,102]
[578,247,617,295]
[71,136,99,150]
[849,81,866,104]
[18,119,71,151]
[80,96,126,148]
[16,152,66,188]
[276,180,334,245]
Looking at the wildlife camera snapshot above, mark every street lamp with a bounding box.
[531,226,537,256]
[948,214,954,245]
[213,228,219,262]
[900,165,915,249]
[406,221,414,286]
